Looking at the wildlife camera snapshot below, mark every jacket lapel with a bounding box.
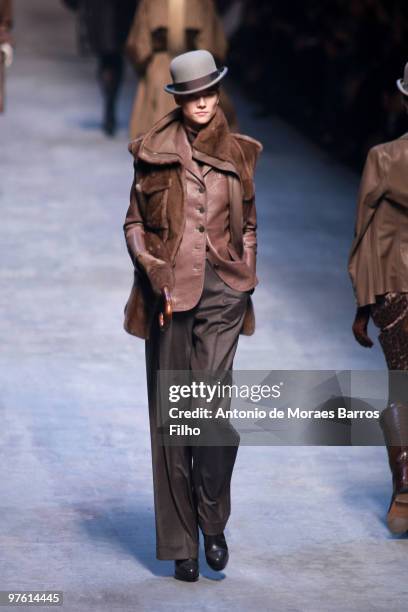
[200,164,213,178]
[175,123,205,187]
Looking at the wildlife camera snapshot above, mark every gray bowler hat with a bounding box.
[164,49,228,95]
[397,62,408,96]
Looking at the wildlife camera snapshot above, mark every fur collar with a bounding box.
[136,106,239,174]
[130,106,263,200]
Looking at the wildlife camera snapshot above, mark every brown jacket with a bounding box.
[348,133,408,307]
[123,106,262,340]
[0,0,12,44]
[125,0,235,137]
[168,120,259,313]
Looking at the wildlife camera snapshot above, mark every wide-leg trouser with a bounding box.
[145,259,249,560]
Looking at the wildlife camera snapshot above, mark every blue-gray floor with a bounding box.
[0,1,405,611]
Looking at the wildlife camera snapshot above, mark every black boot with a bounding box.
[380,402,408,534]
[204,533,229,571]
[103,98,116,137]
[97,54,123,137]
[174,558,199,582]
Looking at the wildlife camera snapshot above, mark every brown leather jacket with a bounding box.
[123,106,262,339]
[169,123,258,311]
[349,133,408,307]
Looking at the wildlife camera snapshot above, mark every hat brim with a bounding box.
[397,78,408,96]
[164,66,228,95]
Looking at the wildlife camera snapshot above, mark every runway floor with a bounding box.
[0,1,406,610]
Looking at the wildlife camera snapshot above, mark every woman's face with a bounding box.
[175,87,220,128]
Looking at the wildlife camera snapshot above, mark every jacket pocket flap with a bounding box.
[141,175,172,195]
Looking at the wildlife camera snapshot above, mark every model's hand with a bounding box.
[352,306,373,348]
[158,286,172,332]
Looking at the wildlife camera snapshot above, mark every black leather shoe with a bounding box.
[174,558,199,582]
[102,111,116,137]
[204,533,229,571]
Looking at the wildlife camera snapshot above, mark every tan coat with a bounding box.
[348,133,408,307]
[126,0,233,138]
[123,106,262,339]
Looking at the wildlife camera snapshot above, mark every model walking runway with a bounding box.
[0,1,404,611]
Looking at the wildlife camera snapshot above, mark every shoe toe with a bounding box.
[174,558,199,582]
[206,548,229,571]
[204,534,229,571]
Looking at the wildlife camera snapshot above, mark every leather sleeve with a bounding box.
[348,145,389,306]
[123,163,175,296]
[240,138,262,279]
[352,145,388,240]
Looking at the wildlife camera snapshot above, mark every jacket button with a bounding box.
[198,186,205,193]
[213,263,219,269]
[197,206,205,213]
[197,225,205,232]
[206,243,209,251]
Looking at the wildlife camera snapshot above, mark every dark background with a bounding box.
[219,0,408,169]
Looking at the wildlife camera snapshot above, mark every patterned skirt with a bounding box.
[370,293,408,370]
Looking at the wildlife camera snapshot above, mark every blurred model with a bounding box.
[63,0,137,135]
[123,50,261,580]
[126,0,237,137]
[349,62,408,535]
[0,0,13,113]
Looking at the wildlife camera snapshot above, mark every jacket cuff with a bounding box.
[243,246,256,276]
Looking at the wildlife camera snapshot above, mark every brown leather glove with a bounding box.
[352,305,373,348]
[158,286,173,332]
[135,252,175,297]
